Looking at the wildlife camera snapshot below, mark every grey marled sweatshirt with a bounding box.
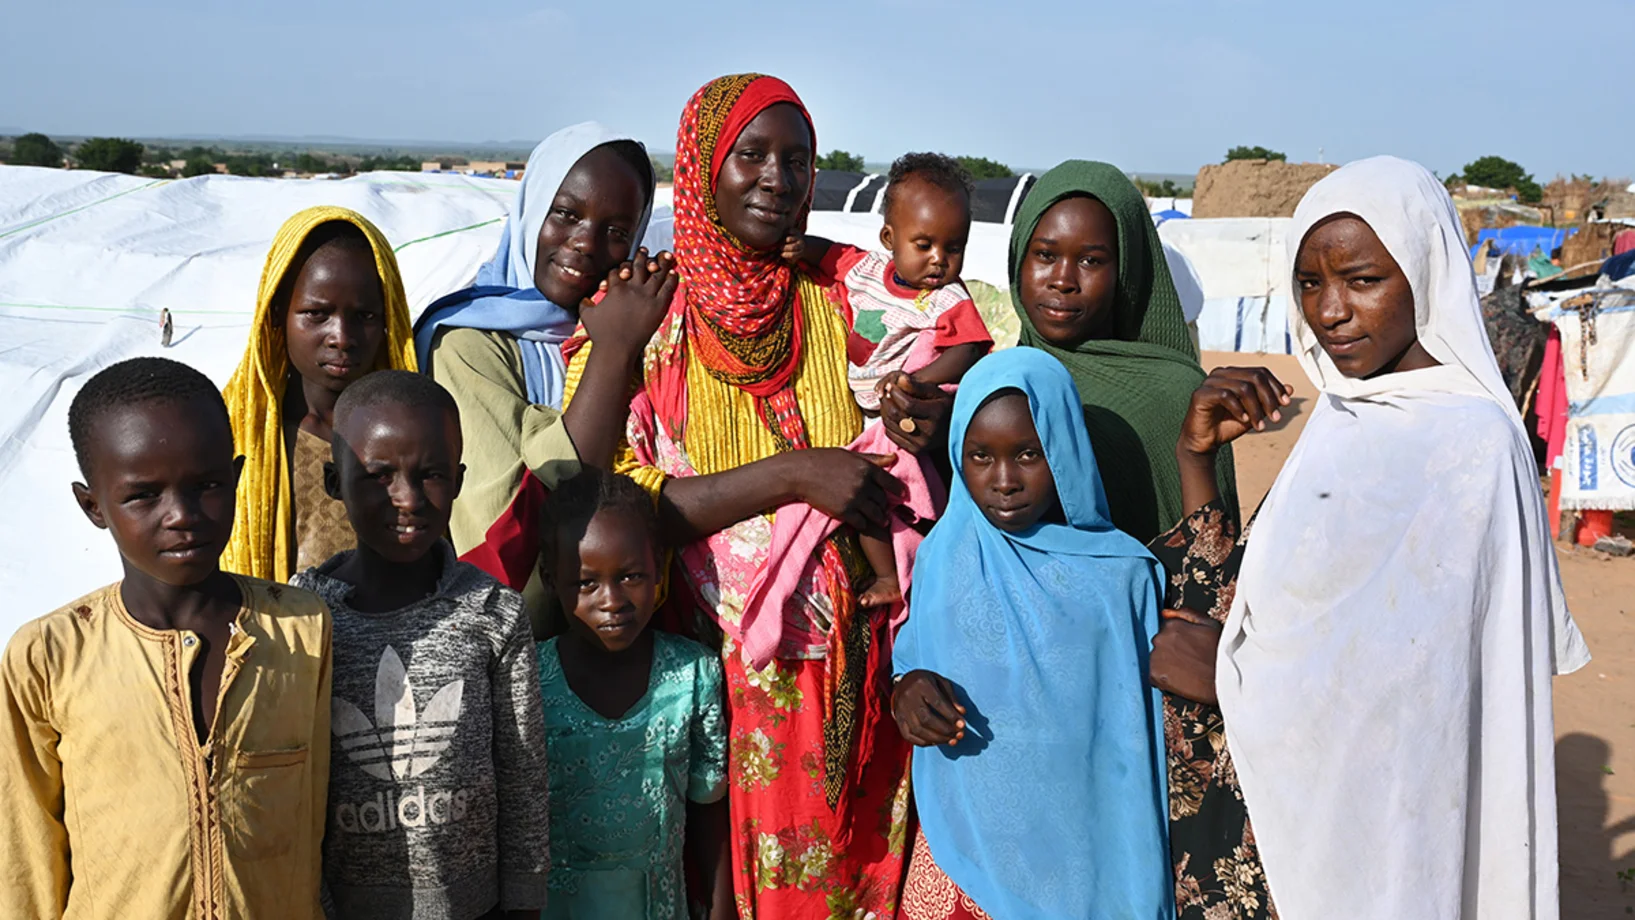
[293,542,548,920]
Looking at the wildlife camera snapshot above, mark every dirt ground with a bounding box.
[1201,352,1635,918]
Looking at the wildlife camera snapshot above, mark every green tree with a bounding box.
[1460,156,1527,189]
[648,155,674,183]
[1133,177,1188,198]
[139,164,172,178]
[11,132,64,168]
[816,150,865,172]
[359,154,420,172]
[222,153,276,177]
[1460,155,1542,203]
[75,137,146,174]
[293,152,329,174]
[957,156,1013,180]
[1225,146,1286,162]
[182,156,217,178]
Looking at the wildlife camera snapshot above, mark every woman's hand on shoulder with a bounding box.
[1177,366,1292,458]
[891,669,966,747]
[1148,608,1222,706]
[782,449,905,533]
[584,248,678,361]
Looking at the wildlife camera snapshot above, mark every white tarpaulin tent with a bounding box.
[1159,217,1296,355]
[0,167,520,627]
[0,165,1287,635]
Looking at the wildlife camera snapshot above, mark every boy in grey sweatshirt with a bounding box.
[293,371,547,920]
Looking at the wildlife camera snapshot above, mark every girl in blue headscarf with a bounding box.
[418,123,678,628]
[892,347,1173,920]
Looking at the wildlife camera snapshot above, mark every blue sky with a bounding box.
[3,0,1628,180]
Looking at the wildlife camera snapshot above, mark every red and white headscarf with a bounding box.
[671,73,815,403]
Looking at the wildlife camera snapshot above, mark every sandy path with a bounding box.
[1201,352,1635,917]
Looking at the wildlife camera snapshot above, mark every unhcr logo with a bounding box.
[333,646,464,781]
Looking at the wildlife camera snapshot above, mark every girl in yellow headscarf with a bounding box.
[222,206,417,582]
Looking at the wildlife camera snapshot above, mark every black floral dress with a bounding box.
[1147,500,1277,920]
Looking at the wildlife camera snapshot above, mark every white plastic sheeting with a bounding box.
[0,167,523,627]
[1159,217,1296,355]
[1147,197,1194,216]
[0,166,1286,632]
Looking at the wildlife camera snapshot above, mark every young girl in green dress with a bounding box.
[536,469,732,920]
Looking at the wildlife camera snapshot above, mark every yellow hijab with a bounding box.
[221,206,417,583]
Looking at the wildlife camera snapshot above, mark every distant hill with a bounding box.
[2,132,556,163]
[0,131,1196,184]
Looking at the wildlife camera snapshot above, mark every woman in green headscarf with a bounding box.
[1010,160,1238,539]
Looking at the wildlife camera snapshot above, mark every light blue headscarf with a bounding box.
[413,122,657,408]
[893,347,1173,920]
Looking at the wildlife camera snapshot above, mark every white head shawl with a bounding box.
[1216,156,1589,920]
[1285,156,1518,415]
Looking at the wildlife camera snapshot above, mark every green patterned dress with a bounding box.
[538,632,727,919]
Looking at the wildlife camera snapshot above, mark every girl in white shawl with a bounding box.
[1147,155,1590,920]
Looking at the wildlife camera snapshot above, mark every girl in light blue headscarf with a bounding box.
[416,122,660,407]
[892,346,1173,920]
[418,123,676,626]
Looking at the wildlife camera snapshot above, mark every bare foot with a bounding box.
[858,576,902,608]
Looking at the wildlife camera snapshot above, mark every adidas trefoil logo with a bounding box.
[333,646,463,781]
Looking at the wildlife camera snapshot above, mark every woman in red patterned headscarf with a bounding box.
[563,74,952,919]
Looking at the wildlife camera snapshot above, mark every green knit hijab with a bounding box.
[1010,160,1238,539]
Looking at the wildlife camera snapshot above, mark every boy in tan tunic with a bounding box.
[0,357,332,919]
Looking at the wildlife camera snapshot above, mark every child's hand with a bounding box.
[874,370,911,397]
[584,248,678,360]
[780,234,805,264]
[891,669,966,747]
[1177,366,1292,457]
[874,372,914,428]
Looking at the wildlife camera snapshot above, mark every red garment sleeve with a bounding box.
[931,298,994,350]
[814,241,870,284]
[457,474,547,592]
[811,243,870,335]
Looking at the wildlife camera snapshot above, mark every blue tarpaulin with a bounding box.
[1470,226,1576,259]
[1602,249,1635,282]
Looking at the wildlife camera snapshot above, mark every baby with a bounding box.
[795,152,992,605]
